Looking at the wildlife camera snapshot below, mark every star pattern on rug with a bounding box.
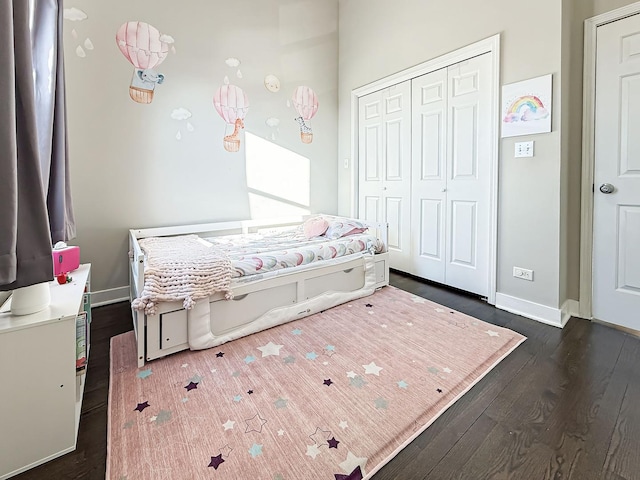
[277,429,285,436]
[247,389,254,395]
[155,410,172,425]
[136,368,152,379]
[435,307,445,313]
[428,366,439,375]
[397,380,408,389]
[257,341,284,357]
[346,371,357,378]
[365,303,373,308]
[306,444,321,459]
[309,427,332,447]
[328,437,340,449]
[248,443,263,458]
[184,381,198,391]
[291,328,303,335]
[231,371,241,377]
[437,388,443,393]
[190,374,203,383]
[411,296,427,304]
[244,355,257,364]
[219,445,233,458]
[325,345,335,351]
[134,401,149,412]
[339,420,348,429]
[349,376,367,388]
[233,395,242,403]
[208,454,224,470]
[222,419,235,431]
[245,413,267,433]
[339,452,368,477]
[306,352,318,360]
[216,352,225,357]
[486,330,500,337]
[406,322,414,326]
[363,362,383,375]
[323,379,333,386]
[381,324,388,328]
[374,397,388,409]
[443,367,452,374]
[274,397,288,409]
[334,465,364,480]
[283,355,296,364]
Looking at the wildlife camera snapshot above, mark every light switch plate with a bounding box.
[515,141,534,158]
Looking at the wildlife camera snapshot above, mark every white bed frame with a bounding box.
[129,215,389,367]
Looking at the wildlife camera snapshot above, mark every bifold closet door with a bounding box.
[358,81,412,272]
[411,53,491,297]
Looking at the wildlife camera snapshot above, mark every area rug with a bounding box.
[107,286,525,480]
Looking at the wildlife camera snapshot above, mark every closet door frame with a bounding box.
[350,34,501,305]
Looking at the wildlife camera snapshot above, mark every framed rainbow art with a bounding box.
[501,74,552,138]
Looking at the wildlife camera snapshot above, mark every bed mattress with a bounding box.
[202,228,385,280]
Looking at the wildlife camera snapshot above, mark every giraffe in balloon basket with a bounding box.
[294,116,313,143]
[224,118,244,152]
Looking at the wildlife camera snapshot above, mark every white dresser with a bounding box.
[0,264,91,479]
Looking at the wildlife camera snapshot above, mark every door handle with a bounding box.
[599,183,615,194]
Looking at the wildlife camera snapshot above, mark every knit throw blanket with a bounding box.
[131,235,233,315]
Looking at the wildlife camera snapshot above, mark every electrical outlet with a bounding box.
[513,266,534,281]
[514,141,534,158]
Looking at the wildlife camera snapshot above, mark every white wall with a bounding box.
[64,0,338,295]
[338,0,563,309]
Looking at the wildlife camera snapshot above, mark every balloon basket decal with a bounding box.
[292,86,318,144]
[214,85,249,154]
[129,86,154,104]
[223,138,241,152]
[116,22,171,104]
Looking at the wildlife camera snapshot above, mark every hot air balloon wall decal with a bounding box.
[213,84,249,153]
[115,21,173,104]
[292,86,318,144]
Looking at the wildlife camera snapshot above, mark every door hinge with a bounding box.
[592,184,595,193]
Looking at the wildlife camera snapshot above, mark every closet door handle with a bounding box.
[441,188,447,192]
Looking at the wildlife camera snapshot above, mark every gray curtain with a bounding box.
[0,0,75,291]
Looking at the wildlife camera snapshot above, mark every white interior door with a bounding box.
[410,54,491,297]
[411,67,448,283]
[444,54,491,297]
[593,13,640,329]
[358,81,412,272]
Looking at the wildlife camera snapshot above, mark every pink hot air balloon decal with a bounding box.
[213,84,249,153]
[292,86,319,144]
[115,22,172,104]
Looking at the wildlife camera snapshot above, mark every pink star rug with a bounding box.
[107,286,525,479]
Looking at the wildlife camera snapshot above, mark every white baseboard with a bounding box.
[561,298,580,325]
[495,292,567,328]
[91,286,129,307]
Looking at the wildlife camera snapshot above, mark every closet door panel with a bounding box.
[382,82,412,272]
[450,200,477,266]
[411,68,448,281]
[445,54,491,297]
[358,92,384,223]
[358,82,412,272]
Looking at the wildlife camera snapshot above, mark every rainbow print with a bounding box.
[503,95,549,123]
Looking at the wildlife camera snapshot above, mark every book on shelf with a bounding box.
[76,311,87,372]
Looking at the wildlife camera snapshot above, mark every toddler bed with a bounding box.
[129,215,389,366]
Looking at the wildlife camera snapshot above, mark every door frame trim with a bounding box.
[579,2,640,319]
[350,34,501,305]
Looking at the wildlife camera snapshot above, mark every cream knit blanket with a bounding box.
[131,235,233,315]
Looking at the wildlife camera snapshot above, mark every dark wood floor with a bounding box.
[12,272,640,480]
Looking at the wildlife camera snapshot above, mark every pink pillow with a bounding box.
[303,217,329,239]
[324,219,367,239]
